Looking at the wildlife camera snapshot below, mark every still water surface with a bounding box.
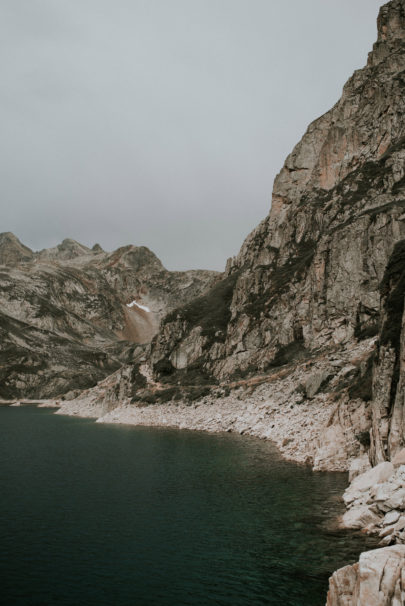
[0,407,375,606]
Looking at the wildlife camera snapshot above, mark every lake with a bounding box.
[0,406,375,605]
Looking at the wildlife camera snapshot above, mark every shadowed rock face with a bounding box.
[0,234,218,398]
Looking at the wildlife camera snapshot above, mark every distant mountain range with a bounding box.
[0,232,218,398]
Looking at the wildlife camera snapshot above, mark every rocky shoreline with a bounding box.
[54,337,375,472]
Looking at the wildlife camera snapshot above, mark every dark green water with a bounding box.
[0,407,375,606]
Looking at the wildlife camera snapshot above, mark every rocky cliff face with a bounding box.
[150,0,405,386]
[0,234,217,398]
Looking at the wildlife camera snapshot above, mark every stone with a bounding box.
[383,511,401,526]
[326,545,405,606]
[350,463,394,493]
[341,506,381,530]
[385,489,405,511]
[326,563,358,606]
[392,448,405,467]
[379,525,395,538]
[394,516,405,533]
[349,456,372,482]
[304,370,331,398]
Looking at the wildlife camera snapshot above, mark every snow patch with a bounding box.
[127,300,151,313]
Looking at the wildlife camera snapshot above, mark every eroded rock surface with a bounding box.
[0,234,217,398]
[149,0,405,393]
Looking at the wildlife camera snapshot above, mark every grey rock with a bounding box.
[0,234,218,399]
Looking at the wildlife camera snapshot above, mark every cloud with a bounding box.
[0,0,385,270]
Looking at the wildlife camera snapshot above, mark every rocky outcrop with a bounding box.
[0,232,34,265]
[341,458,405,547]
[0,234,217,398]
[326,545,405,606]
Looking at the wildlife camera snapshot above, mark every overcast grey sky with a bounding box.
[1,0,385,270]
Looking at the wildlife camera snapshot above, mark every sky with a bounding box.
[0,0,385,271]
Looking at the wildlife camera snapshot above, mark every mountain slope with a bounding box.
[0,235,218,398]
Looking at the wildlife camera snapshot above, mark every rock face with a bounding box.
[370,240,405,465]
[150,0,405,383]
[326,546,405,606]
[0,234,217,398]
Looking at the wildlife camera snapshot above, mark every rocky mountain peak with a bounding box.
[111,245,165,272]
[367,0,405,66]
[0,232,34,266]
[377,0,405,43]
[37,238,93,261]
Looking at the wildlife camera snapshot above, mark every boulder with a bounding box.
[305,370,331,398]
[326,546,405,605]
[350,462,394,492]
[341,506,381,530]
[383,510,401,526]
[349,456,372,482]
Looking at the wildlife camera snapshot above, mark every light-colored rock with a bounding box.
[341,506,381,530]
[392,449,405,467]
[383,511,401,526]
[326,546,405,606]
[326,563,359,606]
[349,456,372,482]
[394,516,405,534]
[342,462,405,544]
[350,463,394,493]
[379,525,395,538]
[305,370,331,398]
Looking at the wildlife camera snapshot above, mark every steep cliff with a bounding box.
[150,0,405,388]
[0,234,217,398]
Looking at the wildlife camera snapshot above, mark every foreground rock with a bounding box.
[342,462,405,546]
[326,545,405,605]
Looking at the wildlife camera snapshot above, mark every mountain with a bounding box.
[0,235,218,398]
[138,0,405,466]
[6,2,405,601]
[0,232,34,265]
[151,0,405,381]
[55,1,405,476]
